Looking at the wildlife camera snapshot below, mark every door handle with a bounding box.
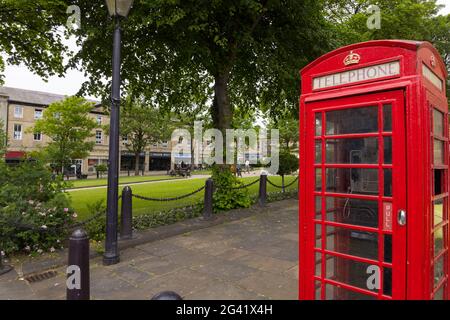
[397,209,407,226]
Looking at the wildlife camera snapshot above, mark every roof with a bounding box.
[0,86,101,107]
[301,40,447,77]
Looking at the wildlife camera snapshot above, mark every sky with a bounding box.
[2,1,450,100]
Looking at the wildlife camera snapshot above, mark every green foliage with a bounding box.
[31,96,98,172]
[115,96,172,174]
[84,199,106,242]
[133,204,203,230]
[95,163,108,173]
[0,120,6,159]
[277,151,298,177]
[0,0,68,84]
[70,0,332,125]
[269,114,299,151]
[0,159,74,254]
[211,165,252,211]
[325,0,450,105]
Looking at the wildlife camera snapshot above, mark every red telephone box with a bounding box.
[299,40,449,300]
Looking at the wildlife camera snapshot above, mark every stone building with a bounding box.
[0,86,171,175]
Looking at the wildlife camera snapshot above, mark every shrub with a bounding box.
[211,165,252,211]
[84,199,107,242]
[133,204,203,230]
[0,159,75,254]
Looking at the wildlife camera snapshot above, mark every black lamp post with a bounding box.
[103,0,134,266]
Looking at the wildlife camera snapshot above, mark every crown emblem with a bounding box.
[344,51,361,66]
[430,55,436,68]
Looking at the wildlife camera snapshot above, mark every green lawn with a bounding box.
[68,175,298,220]
[67,175,181,189]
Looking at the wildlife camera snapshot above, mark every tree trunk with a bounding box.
[212,72,232,171]
[134,152,140,176]
[212,72,232,134]
[282,174,285,193]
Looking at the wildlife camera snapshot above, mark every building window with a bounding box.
[13,124,22,140]
[97,115,102,125]
[96,130,102,144]
[14,106,23,118]
[33,132,42,141]
[34,109,43,119]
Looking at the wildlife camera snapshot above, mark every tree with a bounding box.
[31,96,98,174]
[69,0,332,131]
[119,97,172,175]
[325,0,450,103]
[277,150,298,191]
[268,112,299,152]
[0,0,69,84]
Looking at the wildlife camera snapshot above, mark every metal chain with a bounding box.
[266,176,299,189]
[230,178,261,190]
[132,185,205,202]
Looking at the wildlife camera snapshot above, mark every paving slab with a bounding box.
[1,198,299,300]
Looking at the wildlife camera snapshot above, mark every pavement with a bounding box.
[0,199,298,300]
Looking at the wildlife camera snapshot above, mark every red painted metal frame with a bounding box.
[299,40,449,300]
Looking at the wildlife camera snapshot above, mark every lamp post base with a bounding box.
[102,254,120,266]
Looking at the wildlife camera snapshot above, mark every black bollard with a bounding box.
[202,178,214,220]
[120,186,133,240]
[258,174,267,207]
[66,229,90,300]
[151,291,183,300]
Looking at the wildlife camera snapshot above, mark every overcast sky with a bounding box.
[2,0,450,100]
